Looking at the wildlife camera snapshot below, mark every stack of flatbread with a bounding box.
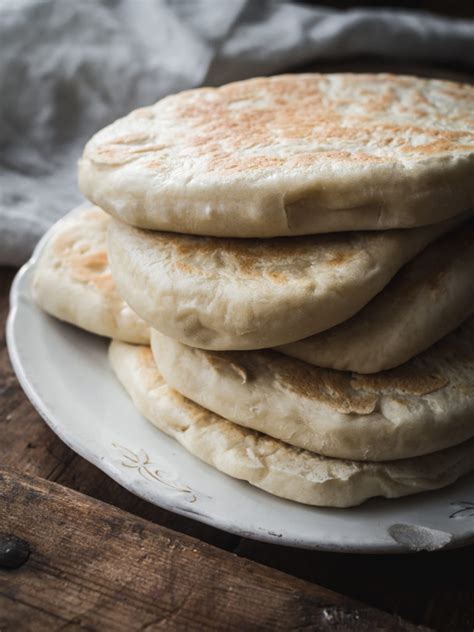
[33,74,474,508]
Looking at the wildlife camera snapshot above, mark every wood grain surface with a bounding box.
[0,466,431,632]
[1,262,473,632]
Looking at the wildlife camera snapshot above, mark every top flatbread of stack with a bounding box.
[108,213,464,350]
[32,205,149,344]
[80,74,474,238]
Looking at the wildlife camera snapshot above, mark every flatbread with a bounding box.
[108,214,461,350]
[278,220,474,372]
[109,340,474,508]
[151,317,474,461]
[32,205,150,344]
[80,74,474,238]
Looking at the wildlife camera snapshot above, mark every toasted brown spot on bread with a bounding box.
[52,232,78,256]
[141,228,368,283]
[71,256,114,293]
[138,347,167,389]
[165,386,243,435]
[265,270,288,284]
[326,249,357,267]
[86,73,474,179]
[80,251,108,272]
[87,273,115,293]
[290,151,386,166]
[48,210,119,294]
[138,346,157,369]
[351,368,449,397]
[266,352,377,414]
[206,349,378,415]
[208,155,285,172]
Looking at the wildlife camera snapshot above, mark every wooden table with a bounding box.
[1,266,473,631]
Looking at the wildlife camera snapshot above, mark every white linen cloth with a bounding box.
[1,0,473,264]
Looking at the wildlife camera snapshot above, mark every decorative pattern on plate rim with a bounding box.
[112,443,197,503]
[449,501,474,519]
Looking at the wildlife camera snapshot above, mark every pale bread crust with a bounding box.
[80,74,474,238]
[278,220,474,372]
[151,317,474,461]
[109,340,474,508]
[32,206,150,344]
[108,214,462,350]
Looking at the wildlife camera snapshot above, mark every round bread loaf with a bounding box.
[32,205,149,344]
[151,317,474,461]
[279,219,474,372]
[110,340,474,508]
[108,214,461,349]
[80,74,474,237]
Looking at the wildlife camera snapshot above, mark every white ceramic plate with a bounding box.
[7,208,474,553]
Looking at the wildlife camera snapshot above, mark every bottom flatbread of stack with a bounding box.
[109,340,474,508]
